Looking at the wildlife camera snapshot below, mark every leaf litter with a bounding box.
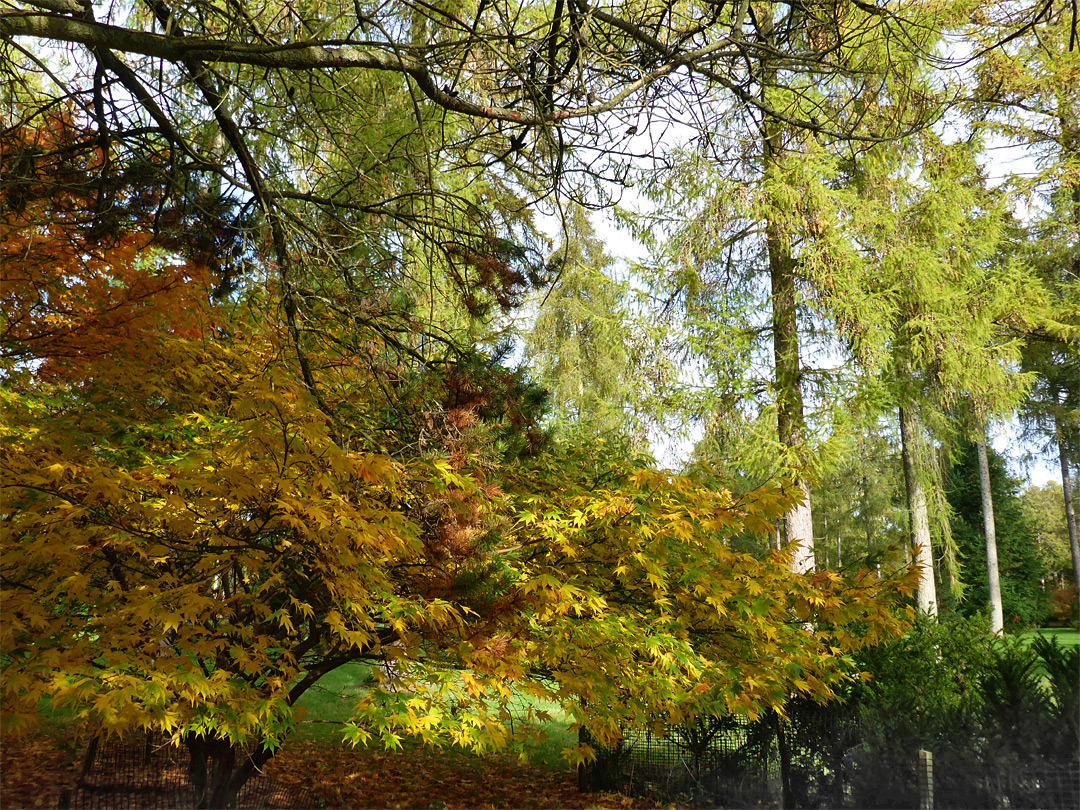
[1,729,667,809]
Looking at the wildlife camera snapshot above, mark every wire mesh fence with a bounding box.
[57,734,324,809]
[933,760,1080,810]
[580,704,1080,809]
[579,715,782,807]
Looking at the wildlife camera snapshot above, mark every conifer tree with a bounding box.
[811,420,907,572]
[843,135,1049,615]
[969,0,1080,616]
[1021,481,1079,596]
[629,2,957,572]
[525,206,650,446]
[946,441,1047,627]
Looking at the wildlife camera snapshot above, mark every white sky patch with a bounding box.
[991,422,1060,489]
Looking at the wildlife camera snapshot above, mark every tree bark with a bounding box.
[762,34,814,575]
[1059,430,1080,621]
[186,734,273,810]
[900,405,937,615]
[976,436,1004,634]
[768,232,815,574]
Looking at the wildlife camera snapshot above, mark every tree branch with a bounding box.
[2,8,735,126]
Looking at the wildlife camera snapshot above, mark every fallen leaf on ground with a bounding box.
[1,728,673,809]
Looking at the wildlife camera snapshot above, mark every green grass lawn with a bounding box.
[292,661,377,743]
[1019,628,1079,695]
[1027,627,1080,647]
[291,662,577,769]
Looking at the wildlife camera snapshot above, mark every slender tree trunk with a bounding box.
[754,11,814,575]
[822,514,842,568]
[1063,111,1080,623]
[1059,432,1080,621]
[900,405,937,615]
[861,476,873,556]
[976,436,1004,634]
[775,711,795,809]
[763,114,814,574]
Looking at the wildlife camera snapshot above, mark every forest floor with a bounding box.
[0,725,664,810]
[1,661,672,809]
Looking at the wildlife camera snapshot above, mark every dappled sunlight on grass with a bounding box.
[291,663,581,769]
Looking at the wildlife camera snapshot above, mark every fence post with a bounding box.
[918,749,934,810]
[79,735,100,781]
[577,699,589,792]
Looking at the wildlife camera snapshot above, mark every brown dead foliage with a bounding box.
[1,728,667,810]
[265,741,664,809]
[0,733,81,809]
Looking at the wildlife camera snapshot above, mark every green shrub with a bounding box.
[1029,633,1080,762]
[854,614,1071,766]
[855,613,995,747]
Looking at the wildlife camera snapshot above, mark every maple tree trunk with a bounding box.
[186,735,270,809]
[976,437,1004,634]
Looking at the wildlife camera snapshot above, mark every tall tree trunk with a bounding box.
[769,231,815,573]
[1063,106,1080,623]
[756,10,814,575]
[900,405,937,615]
[763,112,814,574]
[1058,429,1080,620]
[976,436,1004,634]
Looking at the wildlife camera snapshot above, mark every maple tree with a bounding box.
[1,120,921,809]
